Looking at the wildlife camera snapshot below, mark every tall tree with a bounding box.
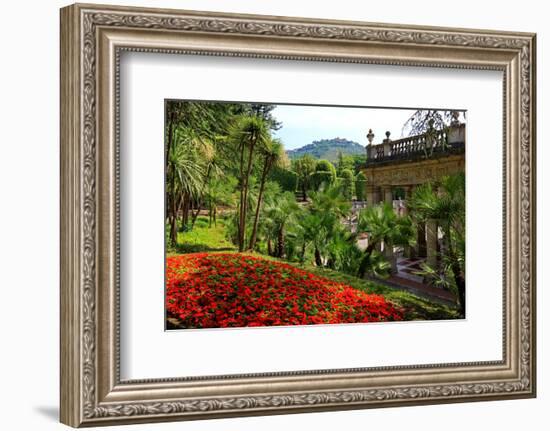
[336,151,354,175]
[227,115,270,251]
[292,154,316,201]
[401,109,462,136]
[339,169,355,200]
[248,139,286,250]
[355,171,367,201]
[165,101,238,246]
[248,103,282,131]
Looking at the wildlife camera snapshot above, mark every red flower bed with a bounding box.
[166,253,403,329]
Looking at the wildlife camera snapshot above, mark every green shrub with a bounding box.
[309,171,335,190]
[268,167,298,192]
[315,159,337,176]
[339,169,355,200]
[309,160,337,190]
[355,171,367,201]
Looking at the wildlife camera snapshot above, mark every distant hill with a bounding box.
[286,138,365,161]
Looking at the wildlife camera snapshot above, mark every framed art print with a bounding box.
[60,3,536,427]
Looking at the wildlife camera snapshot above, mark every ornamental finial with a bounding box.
[366,129,375,145]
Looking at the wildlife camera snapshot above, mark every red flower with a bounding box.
[166,253,403,329]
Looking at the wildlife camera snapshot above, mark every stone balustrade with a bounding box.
[366,124,465,165]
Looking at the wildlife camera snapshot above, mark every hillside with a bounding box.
[286,138,365,161]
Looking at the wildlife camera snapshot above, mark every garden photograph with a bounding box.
[164,100,466,330]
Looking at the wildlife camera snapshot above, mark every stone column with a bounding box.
[382,186,397,273]
[426,219,438,269]
[382,186,393,205]
[365,185,380,207]
[384,242,398,274]
[401,186,412,257]
[416,222,427,257]
[402,185,412,216]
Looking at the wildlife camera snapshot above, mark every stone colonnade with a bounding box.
[361,153,464,275]
[365,183,439,273]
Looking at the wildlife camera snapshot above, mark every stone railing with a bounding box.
[366,124,465,165]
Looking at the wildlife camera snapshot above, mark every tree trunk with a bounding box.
[239,133,257,251]
[314,247,322,267]
[267,238,273,256]
[165,110,175,172]
[237,142,246,250]
[358,243,376,278]
[248,157,271,250]
[191,165,211,228]
[452,262,466,317]
[191,200,202,228]
[443,225,465,316]
[417,222,427,257]
[277,225,285,258]
[300,242,306,262]
[169,193,178,246]
[167,119,178,246]
[180,193,189,232]
[384,241,398,274]
[168,195,178,247]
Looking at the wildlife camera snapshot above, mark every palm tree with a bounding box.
[408,173,465,315]
[325,225,363,274]
[167,127,213,245]
[248,138,286,250]
[165,101,237,246]
[262,192,300,258]
[300,184,351,266]
[227,115,270,251]
[298,212,328,266]
[357,203,415,278]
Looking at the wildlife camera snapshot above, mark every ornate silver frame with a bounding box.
[60,3,536,427]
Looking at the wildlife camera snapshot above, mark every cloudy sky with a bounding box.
[272,104,419,151]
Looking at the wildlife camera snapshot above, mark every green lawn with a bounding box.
[168,216,236,254]
[291,264,460,320]
[167,215,460,321]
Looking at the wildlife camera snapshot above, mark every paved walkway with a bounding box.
[389,256,456,303]
[396,257,427,283]
[354,237,458,304]
[387,274,456,302]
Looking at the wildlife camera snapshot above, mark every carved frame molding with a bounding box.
[60,3,536,427]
